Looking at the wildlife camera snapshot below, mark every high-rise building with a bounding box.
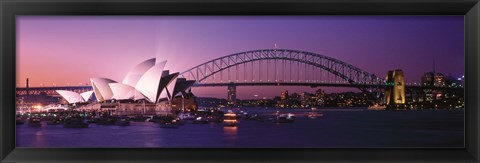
[385,70,405,105]
[280,90,289,100]
[421,72,446,100]
[227,83,236,106]
[434,73,445,87]
[421,72,445,87]
[421,72,435,86]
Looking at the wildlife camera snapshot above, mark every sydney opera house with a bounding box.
[55,58,196,116]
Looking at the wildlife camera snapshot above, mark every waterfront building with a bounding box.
[227,83,236,106]
[171,95,197,112]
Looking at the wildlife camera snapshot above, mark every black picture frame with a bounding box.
[1,0,479,162]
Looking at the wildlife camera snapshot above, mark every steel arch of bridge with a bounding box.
[180,49,385,87]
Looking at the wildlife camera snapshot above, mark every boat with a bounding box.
[148,116,160,123]
[206,115,220,123]
[174,117,184,125]
[178,113,196,120]
[193,116,208,124]
[156,116,175,124]
[245,114,264,121]
[16,117,26,125]
[222,110,238,127]
[63,118,89,128]
[85,118,97,123]
[368,104,387,110]
[28,118,42,127]
[311,107,317,111]
[46,118,64,125]
[115,117,130,126]
[275,113,295,123]
[286,113,296,122]
[159,119,180,128]
[130,116,148,122]
[159,122,179,128]
[96,117,117,125]
[151,116,176,124]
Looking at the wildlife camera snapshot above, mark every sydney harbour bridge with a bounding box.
[16,49,463,105]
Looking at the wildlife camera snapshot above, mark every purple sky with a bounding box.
[17,16,464,99]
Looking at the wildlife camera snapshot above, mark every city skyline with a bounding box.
[17,16,464,99]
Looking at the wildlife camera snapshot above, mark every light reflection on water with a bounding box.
[16,107,464,148]
[34,130,46,147]
[223,126,238,135]
[223,126,238,142]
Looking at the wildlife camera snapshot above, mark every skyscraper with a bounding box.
[227,83,236,106]
[421,72,446,100]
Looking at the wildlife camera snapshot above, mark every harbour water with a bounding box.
[16,107,464,148]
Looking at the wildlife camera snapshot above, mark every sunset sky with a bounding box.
[17,16,464,99]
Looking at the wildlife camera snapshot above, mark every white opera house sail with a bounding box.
[55,90,94,104]
[55,58,196,115]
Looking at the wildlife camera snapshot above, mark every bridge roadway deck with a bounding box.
[192,82,464,91]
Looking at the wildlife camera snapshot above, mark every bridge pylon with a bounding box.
[384,69,406,108]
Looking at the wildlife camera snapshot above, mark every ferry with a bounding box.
[368,104,387,110]
[276,113,295,123]
[223,110,238,127]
